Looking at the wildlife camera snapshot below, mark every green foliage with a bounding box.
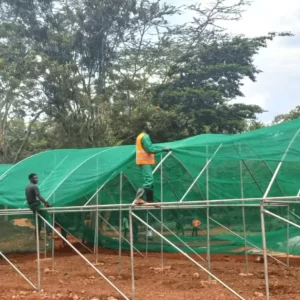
[0,0,293,162]
[272,106,300,125]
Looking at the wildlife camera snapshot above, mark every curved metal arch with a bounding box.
[104,187,117,204]
[46,148,114,201]
[0,149,53,181]
[240,142,285,197]
[231,143,265,196]
[160,173,181,201]
[170,154,205,200]
[39,154,69,188]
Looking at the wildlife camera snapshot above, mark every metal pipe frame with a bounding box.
[152,151,173,174]
[240,160,249,273]
[84,175,116,206]
[121,170,182,260]
[146,211,149,258]
[98,213,144,257]
[54,220,93,254]
[51,151,57,270]
[206,145,211,280]
[240,143,285,197]
[3,196,300,215]
[287,205,290,267]
[291,210,300,220]
[231,143,265,196]
[35,213,41,290]
[0,252,37,290]
[0,201,292,300]
[52,212,55,269]
[209,217,287,266]
[148,211,206,263]
[131,211,244,300]
[260,128,300,300]
[94,188,99,263]
[264,200,300,205]
[38,213,130,300]
[2,134,300,300]
[47,148,112,201]
[170,154,205,200]
[160,154,164,268]
[0,203,288,217]
[118,172,123,274]
[179,144,223,202]
[129,207,135,300]
[264,209,300,230]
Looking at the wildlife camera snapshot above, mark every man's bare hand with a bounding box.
[44,201,50,207]
[163,147,171,152]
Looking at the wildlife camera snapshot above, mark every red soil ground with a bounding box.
[1,243,300,300]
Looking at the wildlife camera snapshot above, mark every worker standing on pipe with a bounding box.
[25,173,53,239]
[133,121,170,205]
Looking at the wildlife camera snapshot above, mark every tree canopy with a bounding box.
[272,106,300,125]
[0,0,292,162]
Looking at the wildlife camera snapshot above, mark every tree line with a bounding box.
[0,0,294,163]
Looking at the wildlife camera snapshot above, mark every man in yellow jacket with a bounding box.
[134,121,170,205]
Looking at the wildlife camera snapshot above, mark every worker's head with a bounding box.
[28,173,38,184]
[143,121,152,133]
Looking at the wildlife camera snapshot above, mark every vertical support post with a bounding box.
[160,154,164,268]
[146,212,149,258]
[118,172,123,274]
[206,145,211,280]
[51,213,55,270]
[287,204,290,267]
[95,198,99,264]
[95,157,99,264]
[129,207,135,300]
[4,205,8,221]
[43,223,47,258]
[52,151,57,269]
[240,159,249,274]
[261,128,300,300]
[35,213,41,291]
[260,200,269,300]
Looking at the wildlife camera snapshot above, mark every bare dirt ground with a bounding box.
[1,244,300,300]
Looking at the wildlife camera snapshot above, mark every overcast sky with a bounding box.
[166,0,300,123]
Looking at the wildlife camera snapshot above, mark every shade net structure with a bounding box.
[1,119,300,256]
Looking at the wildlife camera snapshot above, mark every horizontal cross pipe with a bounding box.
[2,195,300,214]
[0,204,289,216]
[264,200,300,205]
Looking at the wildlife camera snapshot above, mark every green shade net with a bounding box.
[1,119,300,255]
